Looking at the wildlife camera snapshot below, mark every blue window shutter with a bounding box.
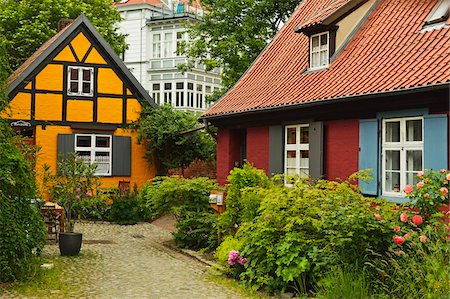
[359,119,379,195]
[112,136,132,176]
[424,114,448,170]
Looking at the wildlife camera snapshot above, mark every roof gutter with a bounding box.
[199,82,450,122]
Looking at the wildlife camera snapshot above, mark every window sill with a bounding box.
[379,195,409,204]
[302,66,329,75]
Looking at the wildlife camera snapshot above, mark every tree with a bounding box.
[139,104,216,176]
[179,0,300,101]
[0,0,126,71]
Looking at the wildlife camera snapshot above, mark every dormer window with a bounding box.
[425,0,450,25]
[310,32,329,70]
[68,66,94,97]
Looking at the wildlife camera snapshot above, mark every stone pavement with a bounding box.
[5,222,245,299]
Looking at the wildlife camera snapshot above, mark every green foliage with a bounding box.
[109,185,144,225]
[218,163,270,234]
[178,0,300,99]
[0,0,126,71]
[405,169,449,217]
[72,195,112,221]
[138,104,216,175]
[215,236,243,265]
[139,176,218,250]
[0,56,46,282]
[42,153,100,232]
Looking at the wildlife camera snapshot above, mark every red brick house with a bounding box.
[201,0,450,202]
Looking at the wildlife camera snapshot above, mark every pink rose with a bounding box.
[404,233,411,239]
[416,181,424,189]
[400,213,409,222]
[440,187,449,196]
[417,171,425,177]
[412,215,423,226]
[393,226,401,233]
[419,235,427,243]
[404,185,414,194]
[86,191,92,197]
[393,235,405,245]
[424,193,430,198]
[441,169,447,173]
[446,173,450,181]
[374,213,382,220]
[238,257,247,265]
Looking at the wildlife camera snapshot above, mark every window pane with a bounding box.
[406,150,422,171]
[176,82,184,89]
[153,83,160,91]
[76,151,91,163]
[95,152,110,174]
[188,83,194,90]
[385,150,400,171]
[164,83,172,90]
[70,68,79,80]
[287,127,296,144]
[76,136,91,147]
[312,52,319,67]
[320,34,328,46]
[286,151,296,167]
[320,51,327,66]
[312,36,319,50]
[82,69,91,81]
[300,127,309,144]
[165,32,172,40]
[197,84,203,92]
[177,32,183,39]
[70,82,79,93]
[385,171,400,193]
[153,34,160,42]
[286,168,297,175]
[300,169,309,178]
[385,121,400,142]
[406,172,420,186]
[96,136,110,148]
[300,150,309,168]
[406,120,422,141]
[205,86,212,93]
[82,82,91,94]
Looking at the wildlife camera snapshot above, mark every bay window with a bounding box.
[382,117,423,196]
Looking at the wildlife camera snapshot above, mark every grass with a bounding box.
[0,248,100,298]
[206,270,272,299]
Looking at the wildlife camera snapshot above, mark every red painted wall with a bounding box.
[246,127,269,174]
[216,128,243,185]
[324,119,359,181]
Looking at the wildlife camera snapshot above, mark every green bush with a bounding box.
[139,176,218,250]
[109,185,144,225]
[72,195,112,221]
[0,122,46,282]
[223,168,391,294]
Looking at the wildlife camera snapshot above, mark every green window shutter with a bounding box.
[309,121,323,180]
[112,136,132,176]
[269,125,283,177]
[57,134,75,160]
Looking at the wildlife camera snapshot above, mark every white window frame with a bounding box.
[382,117,424,197]
[67,66,94,97]
[309,32,329,70]
[284,124,310,184]
[75,134,112,176]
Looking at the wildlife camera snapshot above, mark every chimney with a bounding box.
[58,19,73,32]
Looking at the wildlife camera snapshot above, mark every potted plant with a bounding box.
[43,152,99,256]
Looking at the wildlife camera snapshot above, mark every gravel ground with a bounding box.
[2,221,244,299]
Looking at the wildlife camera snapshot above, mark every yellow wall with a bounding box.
[67,100,93,122]
[97,68,123,95]
[336,0,377,50]
[1,92,32,119]
[35,94,63,121]
[127,99,142,123]
[35,126,156,195]
[35,64,64,91]
[98,97,122,123]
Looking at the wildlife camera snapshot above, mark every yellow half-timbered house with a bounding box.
[2,15,158,189]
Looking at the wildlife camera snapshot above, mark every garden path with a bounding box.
[17,222,243,299]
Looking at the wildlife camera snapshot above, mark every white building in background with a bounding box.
[115,0,221,113]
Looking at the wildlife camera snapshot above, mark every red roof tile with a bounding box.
[204,0,450,118]
[298,0,351,30]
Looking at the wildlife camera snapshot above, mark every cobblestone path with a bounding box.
[4,222,244,299]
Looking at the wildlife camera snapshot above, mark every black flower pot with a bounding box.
[59,232,82,256]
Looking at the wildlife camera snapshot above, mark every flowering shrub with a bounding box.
[404,169,449,217]
[109,184,144,225]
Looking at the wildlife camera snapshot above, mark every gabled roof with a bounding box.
[296,0,353,32]
[203,0,450,119]
[7,14,157,108]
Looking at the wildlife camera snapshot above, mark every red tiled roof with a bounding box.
[204,0,450,118]
[298,0,351,30]
[7,23,73,86]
